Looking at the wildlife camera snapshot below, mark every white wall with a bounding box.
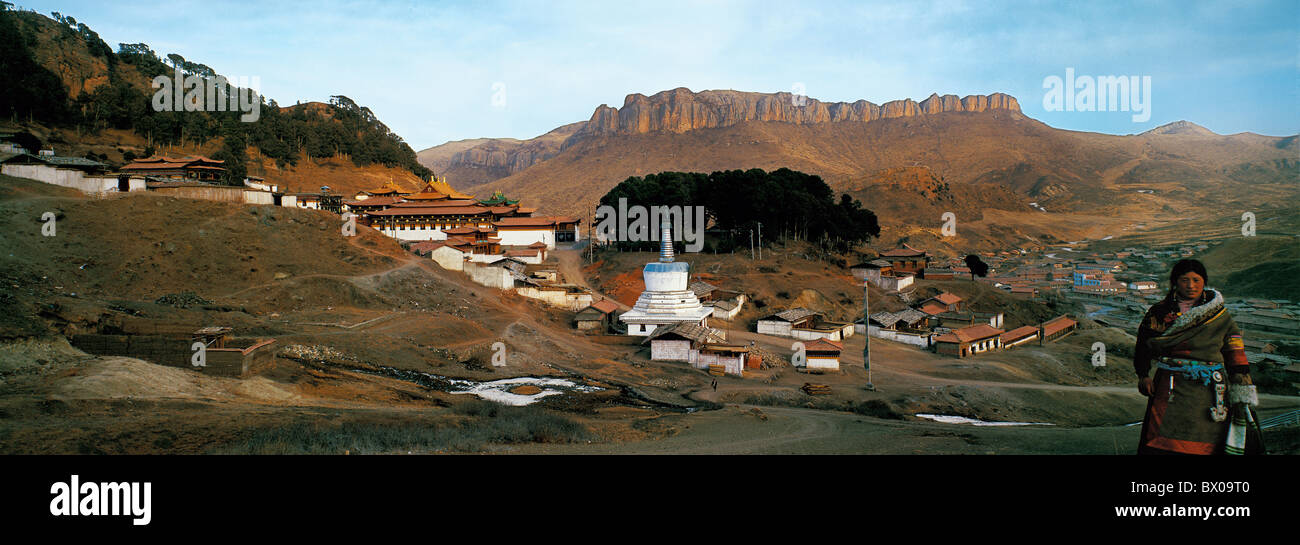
[430,247,466,271]
[1003,334,1038,348]
[3,164,115,193]
[757,320,792,337]
[807,356,840,371]
[377,225,452,241]
[866,325,932,347]
[711,301,743,320]
[513,287,592,311]
[463,261,514,289]
[625,323,662,337]
[506,253,544,265]
[697,351,745,376]
[792,328,841,342]
[650,339,692,361]
[243,190,274,205]
[497,228,554,248]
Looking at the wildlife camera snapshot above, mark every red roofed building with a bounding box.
[918,300,949,316]
[933,324,1005,357]
[802,338,844,372]
[574,299,621,333]
[879,243,930,277]
[926,292,963,312]
[1040,315,1078,343]
[1000,325,1040,348]
[354,176,580,248]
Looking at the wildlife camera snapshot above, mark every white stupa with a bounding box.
[620,220,712,336]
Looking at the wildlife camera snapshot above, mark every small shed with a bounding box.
[802,338,843,372]
[574,299,620,333]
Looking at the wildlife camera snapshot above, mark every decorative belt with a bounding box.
[1157,357,1228,422]
[1156,357,1224,387]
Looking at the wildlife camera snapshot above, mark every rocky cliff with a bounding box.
[423,122,584,177]
[570,88,1022,139]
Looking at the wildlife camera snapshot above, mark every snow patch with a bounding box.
[448,376,603,406]
[915,413,1055,426]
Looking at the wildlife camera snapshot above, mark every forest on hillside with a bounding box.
[0,7,430,184]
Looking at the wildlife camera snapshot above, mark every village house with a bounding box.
[574,299,620,333]
[933,324,1005,358]
[120,155,226,182]
[757,308,854,341]
[800,338,844,373]
[1000,325,1040,349]
[644,323,746,376]
[852,259,915,291]
[698,343,752,377]
[924,292,963,312]
[1040,315,1078,343]
[1129,281,1159,293]
[689,280,719,302]
[862,308,933,347]
[1009,286,1038,299]
[879,244,930,278]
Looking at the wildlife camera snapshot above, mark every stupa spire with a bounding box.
[659,220,674,262]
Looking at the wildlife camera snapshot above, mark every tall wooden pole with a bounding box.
[864,280,874,390]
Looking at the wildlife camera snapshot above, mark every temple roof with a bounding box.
[479,189,520,206]
[121,155,224,170]
[426,176,474,199]
[362,180,410,196]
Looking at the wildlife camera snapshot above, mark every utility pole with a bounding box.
[757,222,763,261]
[863,280,874,391]
[749,230,754,260]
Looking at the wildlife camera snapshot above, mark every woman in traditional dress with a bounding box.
[1133,259,1262,455]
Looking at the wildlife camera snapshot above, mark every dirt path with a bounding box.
[220,258,423,299]
[553,248,629,309]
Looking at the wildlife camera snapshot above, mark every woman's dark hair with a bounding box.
[1169,259,1209,287]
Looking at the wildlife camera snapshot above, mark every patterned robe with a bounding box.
[1133,289,1251,455]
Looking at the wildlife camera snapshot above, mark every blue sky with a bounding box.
[21,0,1300,149]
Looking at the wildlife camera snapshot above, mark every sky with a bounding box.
[20,0,1300,150]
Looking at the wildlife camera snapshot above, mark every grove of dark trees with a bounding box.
[599,168,881,253]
